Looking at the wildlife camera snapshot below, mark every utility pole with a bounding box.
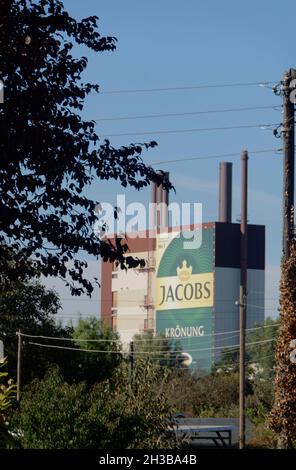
[16,330,22,402]
[269,69,296,448]
[282,69,295,259]
[239,150,248,449]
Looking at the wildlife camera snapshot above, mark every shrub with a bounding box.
[12,362,175,449]
[0,358,16,448]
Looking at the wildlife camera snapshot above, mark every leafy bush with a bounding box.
[246,379,274,425]
[12,362,175,449]
[163,370,241,417]
[248,422,277,448]
[0,358,16,448]
[70,317,123,386]
[0,281,73,385]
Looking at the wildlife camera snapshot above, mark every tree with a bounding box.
[71,317,122,385]
[246,317,278,380]
[215,317,279,380]
[12,364,175,449]
[132,331,182,368]
[0,280,73,384]
[215,349,241,372]
[269,241,296,448]
[0,0,172,294]
[247,379,275,426]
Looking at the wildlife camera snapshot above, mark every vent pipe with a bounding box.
[151,172,169,229]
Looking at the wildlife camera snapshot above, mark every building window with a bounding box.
[112,272,118,279]
[112,291,118,308]
[112,312,117,330]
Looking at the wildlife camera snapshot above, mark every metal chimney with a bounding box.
[151,172,169,229]
[219,162,232,223]
[160,172,169,228]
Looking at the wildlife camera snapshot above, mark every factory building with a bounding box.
[101,163,265,371]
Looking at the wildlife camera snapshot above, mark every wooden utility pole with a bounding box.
[282,69,295,258]
[269,69,296,448]
[16,330,22,401]
[239,150,248,449]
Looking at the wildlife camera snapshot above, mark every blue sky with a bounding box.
[48,0,296,323]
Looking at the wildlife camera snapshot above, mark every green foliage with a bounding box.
[215,349,240,372]
[132,331,181,368]
[216,317,278,380]
[0,0,172,294]
[70,317,123,385]
[0,358,16,448]
[0,358,16,413]
[161,367,277,447]
[162,369,241,417]
[0,281,73,385]
[247,379,274,425]
[191,371,241,416]
[0,283,123,387]
[248,423,277,449]
[246,317,278,380]
[13,363,174,449]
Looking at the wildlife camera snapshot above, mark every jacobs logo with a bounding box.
[177,260,192,281]
[156,260,214,311]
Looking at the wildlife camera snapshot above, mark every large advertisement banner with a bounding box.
[155,228,214,371]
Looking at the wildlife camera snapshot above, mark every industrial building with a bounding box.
[101,163,265,371]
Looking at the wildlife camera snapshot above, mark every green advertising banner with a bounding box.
[156,228,214,371]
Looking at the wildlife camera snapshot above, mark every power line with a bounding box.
[99,80,276,95]
[27,336,276,355]
[150,147,282,165]
[155,352,277,369]
[110,143,287,167]
[54,312,278,324]
[57,293,278,308]
[20,322,279,342]
[27,341,123,354]
[59,293,278,303]
[131,338,277,355]
[99,122,277,138]
[95,105,281,122]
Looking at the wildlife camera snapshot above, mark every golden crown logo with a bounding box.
[177,260,192,282]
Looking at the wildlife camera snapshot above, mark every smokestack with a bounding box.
[150,180,158,229]
[219,162,232,223]
[160,172,169,227]
[151,172,169,229]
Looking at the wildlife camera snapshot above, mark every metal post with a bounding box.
[16,330,22,402]
[282,70,295,259]
[239,150,248,449]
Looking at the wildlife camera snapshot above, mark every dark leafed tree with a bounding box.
[0,280,73,384]
[268,240,296,448]
[71,317,122,385]
[132,331,183,369]
[0,0,172,294]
